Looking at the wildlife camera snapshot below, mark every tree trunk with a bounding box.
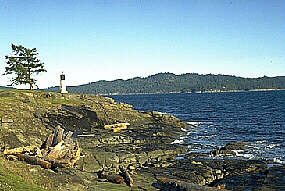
[27,67,32,90]
[4,125,80,169]
[17,154,52,169]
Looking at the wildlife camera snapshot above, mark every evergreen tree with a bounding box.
[4,44,47,90]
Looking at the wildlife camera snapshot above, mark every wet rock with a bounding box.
[210,141,249,157]
[99,171,125,184]
[141,156,269,190]
[261,165,285,190]
[212,164,285,190]
[222,141,249,150]
[156,177,226,191]
[94,151,119,169]
[80,153,102,173]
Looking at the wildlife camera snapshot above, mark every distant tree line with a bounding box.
[0,86,14,89]
[46,73,285,95]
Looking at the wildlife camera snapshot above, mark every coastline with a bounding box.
[0,89,284,190]
[102,88,285,96]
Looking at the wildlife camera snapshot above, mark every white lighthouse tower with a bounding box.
[60,72,68,94]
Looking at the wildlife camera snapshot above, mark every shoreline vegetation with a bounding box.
[45,72,285,95]
[101,88,285,96]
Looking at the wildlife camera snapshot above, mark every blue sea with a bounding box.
[110,90,285,163]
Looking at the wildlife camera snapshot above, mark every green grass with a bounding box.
[94,182,131,191]
[49,98,84,105]
[0,97,16,102]
[0,89,84,106]
[0,165,47,191]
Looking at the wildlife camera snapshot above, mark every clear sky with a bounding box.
[0,0,284,88]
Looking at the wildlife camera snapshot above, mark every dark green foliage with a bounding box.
[0,86,14,89]
[3,44,47,90]
[46,73,285,95]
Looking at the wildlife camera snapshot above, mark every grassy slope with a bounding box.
[0,89,60,191]
[0,89,160,191]
[0,89,73,191]
[0,157,48,191]
[0,89,133,191]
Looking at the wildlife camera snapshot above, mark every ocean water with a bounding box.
[110,91,285,163]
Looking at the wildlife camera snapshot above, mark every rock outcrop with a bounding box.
[0,89,284,191]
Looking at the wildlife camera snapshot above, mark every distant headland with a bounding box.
[45,72,285,95]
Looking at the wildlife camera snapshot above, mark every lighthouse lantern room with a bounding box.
[60,72,68,94]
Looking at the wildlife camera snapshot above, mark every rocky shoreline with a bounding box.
[0,90,284,190]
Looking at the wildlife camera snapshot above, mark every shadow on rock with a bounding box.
[45,104,100,133]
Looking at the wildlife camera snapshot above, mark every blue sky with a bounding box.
[0,0,284,88]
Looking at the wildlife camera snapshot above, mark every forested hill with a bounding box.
[0,86,14,89]
[46,73,285,94]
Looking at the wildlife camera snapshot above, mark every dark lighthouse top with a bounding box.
[60,74,65,80]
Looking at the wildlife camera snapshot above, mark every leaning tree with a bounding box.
[3,44,47,90]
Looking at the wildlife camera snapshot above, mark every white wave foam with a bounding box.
[176,156,185,160]
[232,150,254,159]
[273,158,285,164]
[186,149,212,154]
[256,140,267,144]
[187,122,202,127]
[182,122,204,132]
[171,139,184,144]
[266,144,281,149]
[267,164,282,168]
